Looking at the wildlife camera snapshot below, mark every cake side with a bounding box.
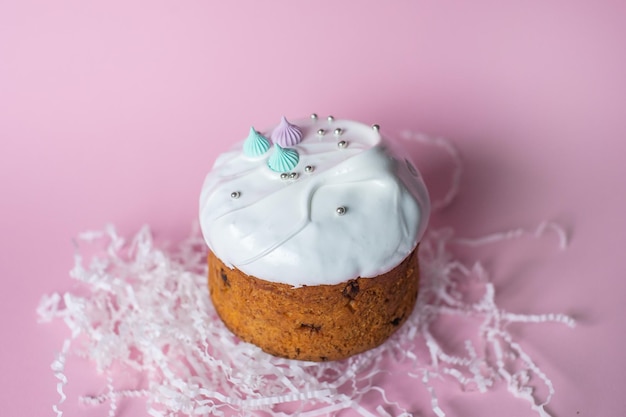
[208,247,420,362]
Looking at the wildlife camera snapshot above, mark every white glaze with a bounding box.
[199,118,430,286]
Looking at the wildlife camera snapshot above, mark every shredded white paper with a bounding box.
[39,134,575,417]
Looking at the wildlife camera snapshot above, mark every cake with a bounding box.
[199,114,430,361]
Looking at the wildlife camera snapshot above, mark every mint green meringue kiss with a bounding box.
[267,144,300,173]
[243,127,271,158]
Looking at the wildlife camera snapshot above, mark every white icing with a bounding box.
[199,118,430,286]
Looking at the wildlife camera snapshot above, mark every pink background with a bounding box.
[2,1,626,416]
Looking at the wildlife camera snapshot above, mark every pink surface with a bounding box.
[2,1,626,416]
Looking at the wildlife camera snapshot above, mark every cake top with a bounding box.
[199,115,430,286]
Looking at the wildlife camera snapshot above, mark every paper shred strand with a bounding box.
[452,221,569,250]
[402,131,463,212]
[50,339,71,417]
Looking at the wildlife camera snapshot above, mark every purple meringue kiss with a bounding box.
[271,116,303,147]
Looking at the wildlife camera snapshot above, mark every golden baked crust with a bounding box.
[208,247,420,361]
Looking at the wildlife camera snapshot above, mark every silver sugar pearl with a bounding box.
[289,172,298,179]
[327,115,334,122]
[280,173,289,180]
[310,113,318,119]
[304,165,314,173]
[372,124,380,131]
[337,140,348,149]
[317,128,325,135]
[336,206,347,215]
[334,128,342,136]
[230,191,240,199]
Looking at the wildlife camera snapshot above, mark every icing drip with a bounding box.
[271,116,303,147]
[266,144,300,173]
[242,127,270,158]
[199,118,430,286]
